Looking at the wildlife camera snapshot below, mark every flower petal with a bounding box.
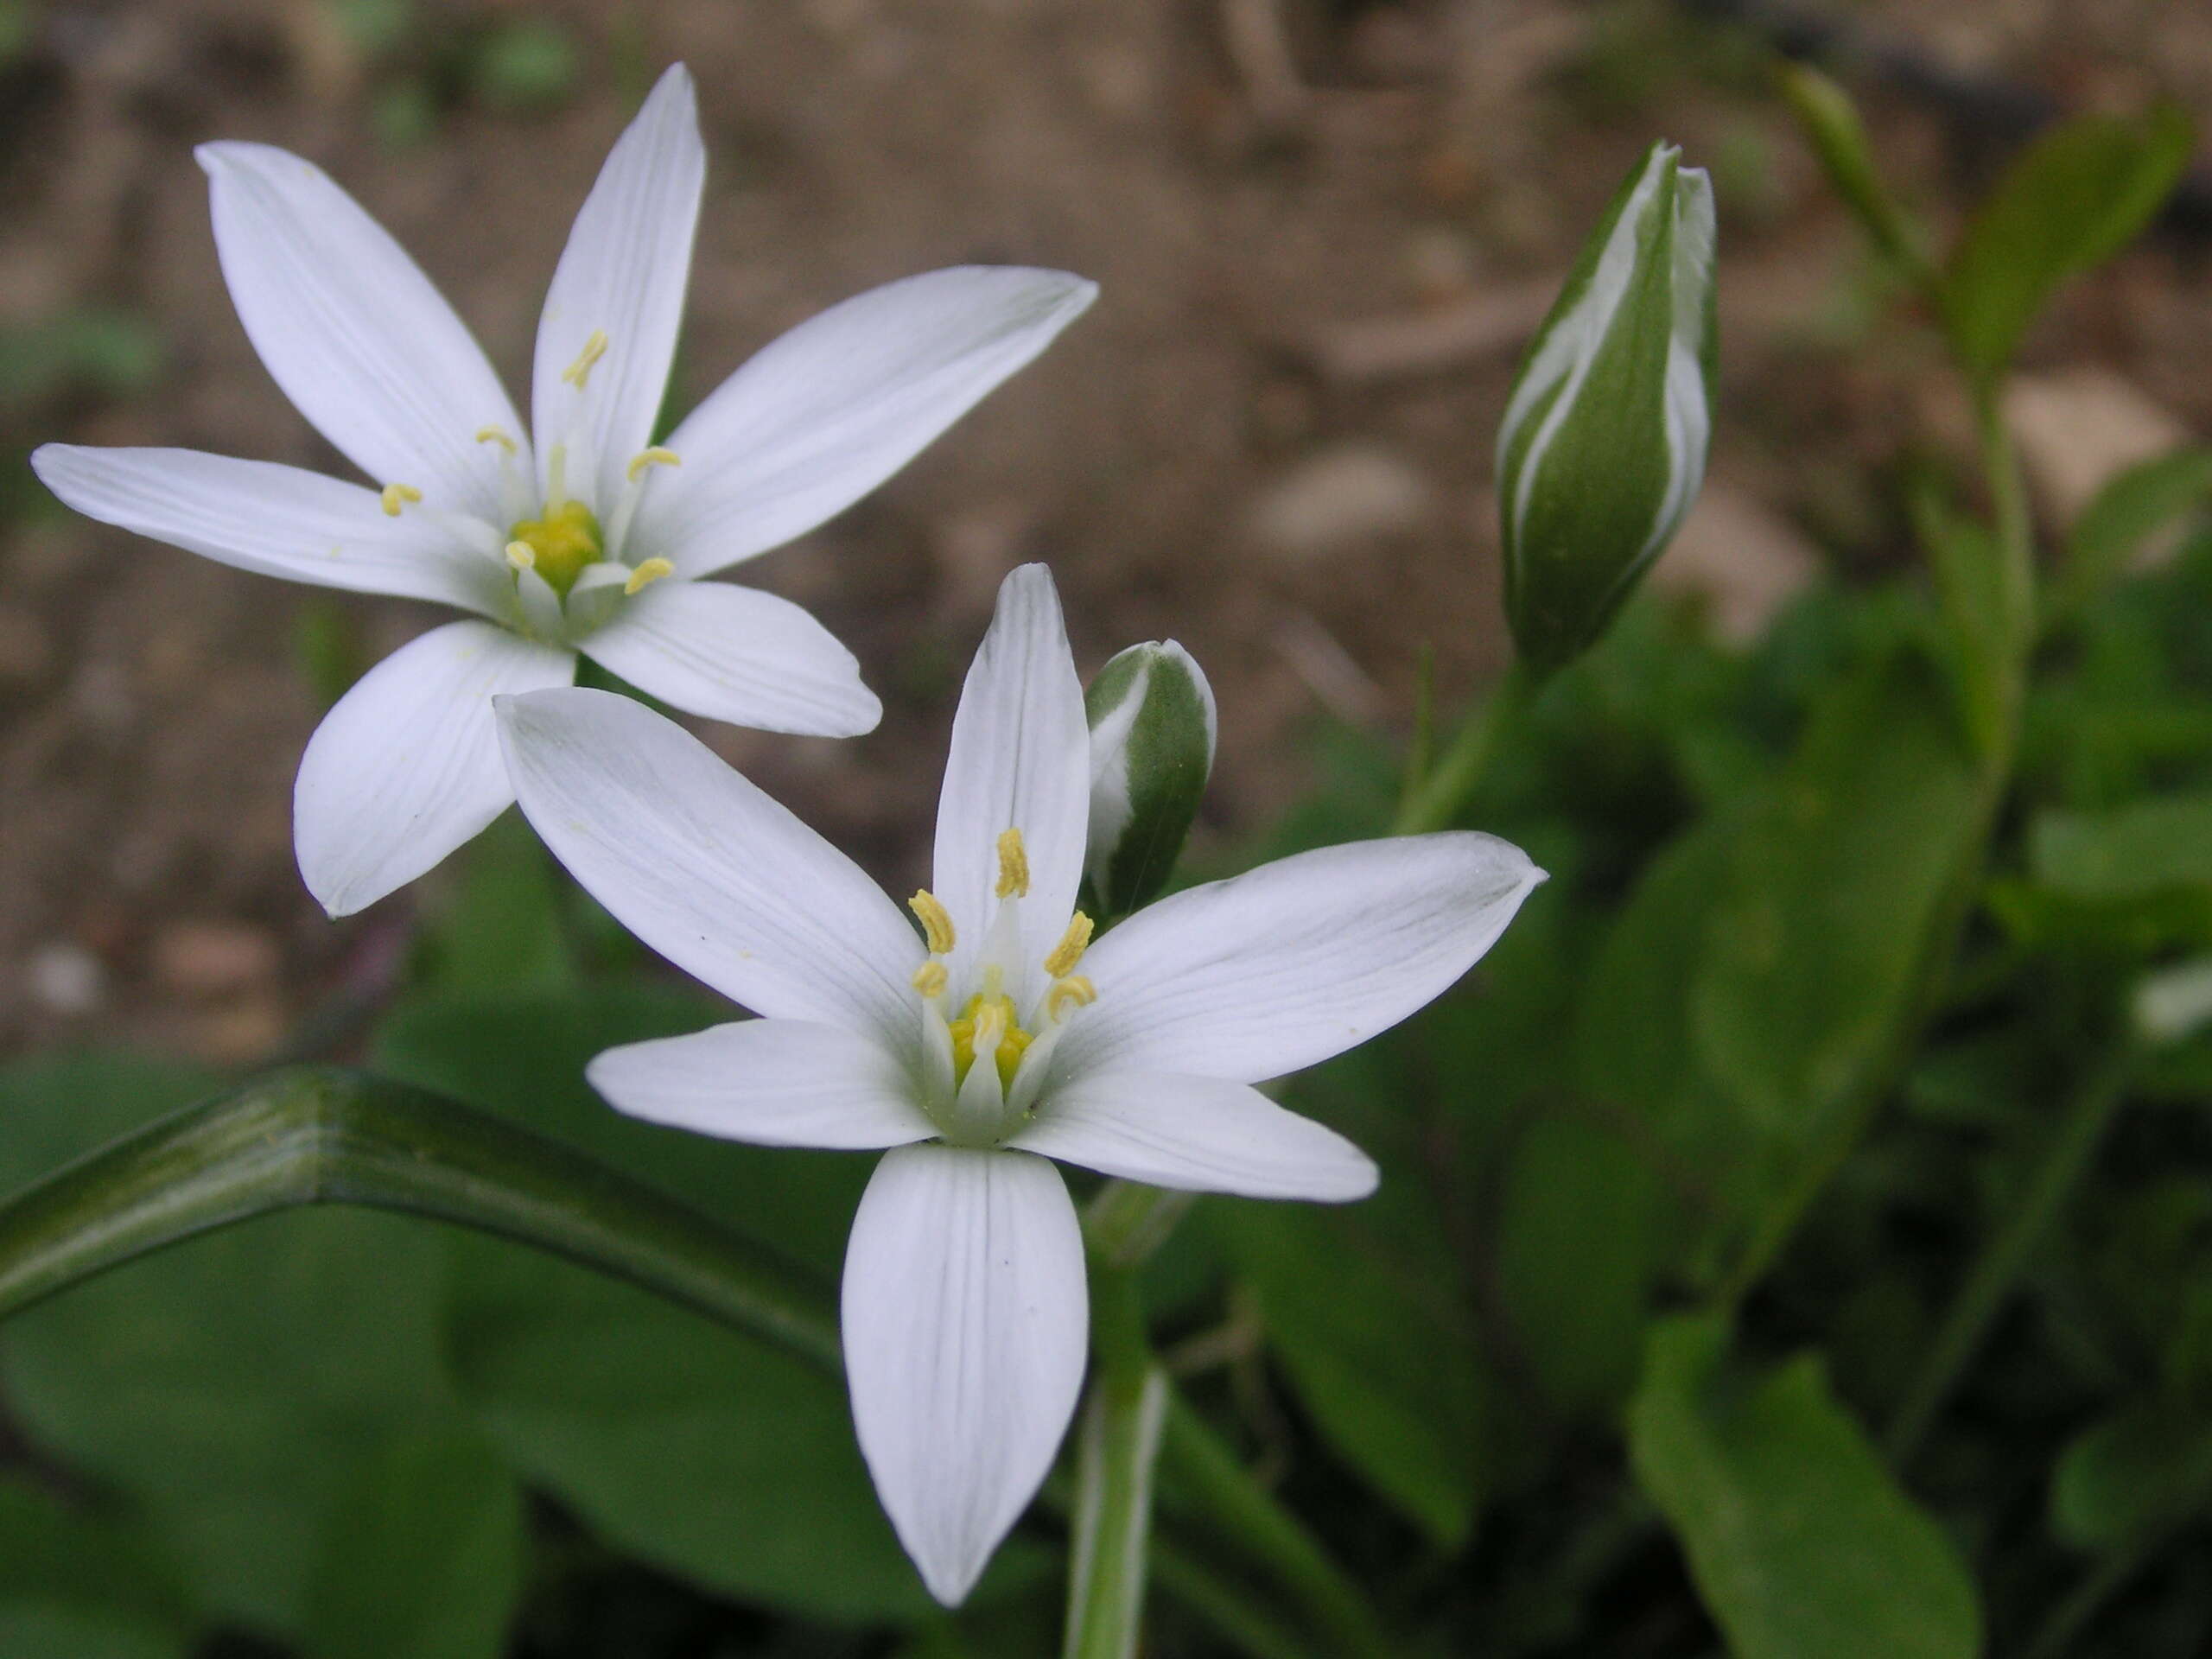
[199,142,523,521]
[31,445,506,617]
[496,687,920,1052]
[296,620,574,917]
[579,578,880,736]
[531,64,705,514]
[588,1018,934,1149]
[1057,833,1545,1084]
[932,565,1090,993]
[634,267,1096,577]
[842,1144,1086,1605]
[1011,1071,1376,1201]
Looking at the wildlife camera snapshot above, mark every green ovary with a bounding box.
[947,992,1033,1090]
[511,499,603,596]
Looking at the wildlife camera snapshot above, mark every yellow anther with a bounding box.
[995,828,1031,899]
[1043,912,1093,978]
[1047,976,1096,1022]
[562,329,610,389]
[912,960,948,999]
[623,557,675,596]
[474,425,518,455]
[505,540,537,572]
[908,891,957,955]
[379,482,423,517]
[626,447,681,483]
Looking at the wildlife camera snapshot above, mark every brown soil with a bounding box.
[3,0,2209,1062]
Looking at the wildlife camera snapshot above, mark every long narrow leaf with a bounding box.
[0,1065,841,1371]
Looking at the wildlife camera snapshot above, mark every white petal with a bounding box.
[295,620,574,917]
[579,578,880,736]
[634,267,1096,577]
[1010,1071,1376,1202]
[842,1144,1087,1605]
[199,142,523,522]
[532,65,704,513]
[932,565,1091,995]
[1057,833,1545,1084]
[588,1019,935,1149]
[496,687,920,1053]
[31,445,505,617]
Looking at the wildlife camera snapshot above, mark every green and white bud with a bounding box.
[1497,140,1717,671]
[1084,641,1217,918]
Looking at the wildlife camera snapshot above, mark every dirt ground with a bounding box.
[3,0,2210,1064]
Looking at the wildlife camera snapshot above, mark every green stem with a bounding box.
[1160,1397,1396,1659]
[1885,1046,2133,1465]
[0,1065,841,1371]
[1393,661,1534,836]
[1064,1266,1172,1659]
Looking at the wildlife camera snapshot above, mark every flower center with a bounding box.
[506,499,603,598]
[948,988,1033,1091]
[371,332,684,639]
[906,828,1097,1147]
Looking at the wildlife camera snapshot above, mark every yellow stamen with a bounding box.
[379,482,423,517]
[505,540,537,572]
[623,557,675,596]
[908,891,957,955]
[995,828,1031,899]
[474,425,518,455]
[626,447,681,482]
[1043,912,1093,978]
[562,329,609,389]
[912,961,948,999]
[1047,976,1096,1022]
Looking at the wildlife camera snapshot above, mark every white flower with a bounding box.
[31,64,1096,917]
[494,563,1544,1605]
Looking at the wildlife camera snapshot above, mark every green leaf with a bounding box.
[1216,1077,1487,1549]
[0,1056,467,1639]
[2050,1400,2212,1551]
[416,813,575,994]
[1493,1113,1661,1413]
[0,1476,197,1659]
[303,1427,524,1659]
[1941,105,2194,382]
[372,987,948,1621]
[1694,655,1980,1136]
[1575,809,1758,1282]
[2031,791,2212,902]
[1628,1314,1982,1659]
[2056,448,2212,621]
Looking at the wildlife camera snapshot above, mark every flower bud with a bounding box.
[1497,141,1716,672]
[1084,641,1217,917]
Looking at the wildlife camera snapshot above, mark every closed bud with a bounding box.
[1084,641,1217,917]
[1497,141,1716,672]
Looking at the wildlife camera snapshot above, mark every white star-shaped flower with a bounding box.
[32,65,1095,916]
[494,563,1543,1605]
